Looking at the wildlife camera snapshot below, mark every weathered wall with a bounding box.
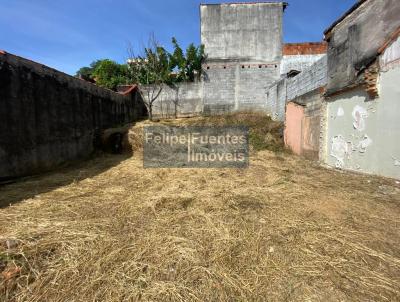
[284,89,323,160]
[323,64,400,179]
[200,2,283,115]
[280,54,325,75]
[266,55,327,121]
[203,63,279,115]
[324,0,400,95]
[284,102,304,156]
[286,56,327,101]
[143,83,202,118]
[283,42,327,56]
[266,78,286,121]
[0,52,145,180]
[200,2,285,61]
[281,42,327,75]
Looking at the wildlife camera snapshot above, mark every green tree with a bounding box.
[128,36,174,120]
[170,37,187,82]
[127,36,206,120]
[92,60,130,91]
[170,38,205,82]
[75,60,102,82]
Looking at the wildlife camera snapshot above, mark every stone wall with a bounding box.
[0,52,146,180]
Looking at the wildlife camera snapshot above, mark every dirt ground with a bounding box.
[1,116,400,301]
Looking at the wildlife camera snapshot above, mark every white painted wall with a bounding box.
[323,64,400,179]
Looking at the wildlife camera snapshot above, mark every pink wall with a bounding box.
[284,102,305,155]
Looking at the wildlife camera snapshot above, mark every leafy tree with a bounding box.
[169,38,205,82]
[127,36,206,120]
[75,60,102,82]
[170,37,187,82]
[75,37,207,119]
[128,36,174,120]
[185,43,205,82]
[91,60,130,91]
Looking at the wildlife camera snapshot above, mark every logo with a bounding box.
[143,126,249,168]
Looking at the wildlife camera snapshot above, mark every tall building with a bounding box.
[200,2,287,114]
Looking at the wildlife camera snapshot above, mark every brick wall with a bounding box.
[283,42,327,56]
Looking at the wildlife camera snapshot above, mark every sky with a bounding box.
[0,0,356,75]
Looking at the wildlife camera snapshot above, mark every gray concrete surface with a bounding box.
[0,52,146,180]
[200,2,285,62]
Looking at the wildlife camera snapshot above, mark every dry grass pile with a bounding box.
[127,112,285,154]
[0,114,399,301]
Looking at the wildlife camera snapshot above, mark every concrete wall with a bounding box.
[280,54,325,75]
[325,0,400,95]
[200,2,283,115]
[284,89,323,160]
[0,52,145,180]
[266,55,327,121]
[286,56,327,101]
[203,63,279,115]
[284,102,304,156]
[323,61,400,179]
[266,78,286,121]
[143,83,203,118]
[200,2,284,61]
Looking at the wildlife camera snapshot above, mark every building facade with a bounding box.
[321,0,400,179]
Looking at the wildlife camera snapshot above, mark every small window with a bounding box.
[206,66,210,70]
[259,65,262,68]
[242,65,245,68]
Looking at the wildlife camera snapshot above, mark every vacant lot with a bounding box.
[1,115,400,301]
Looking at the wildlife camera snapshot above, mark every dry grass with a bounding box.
[1,114,400,301]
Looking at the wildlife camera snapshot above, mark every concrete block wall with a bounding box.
[286,56,327,101]
[237,63,279,111]
[0,52,145,180]
[266,55,327,121]
[203,65,237,114]
[150,63,280,118]
[280,54,325,75]
[266,78,286,121]
[203,63,279,115]
[200,2,283,116]
[144,83,203,118]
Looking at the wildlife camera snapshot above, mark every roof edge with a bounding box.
[378,26,400,54]
[284,42,327,46]
[200,1,288,9]
[324,0,368,37]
